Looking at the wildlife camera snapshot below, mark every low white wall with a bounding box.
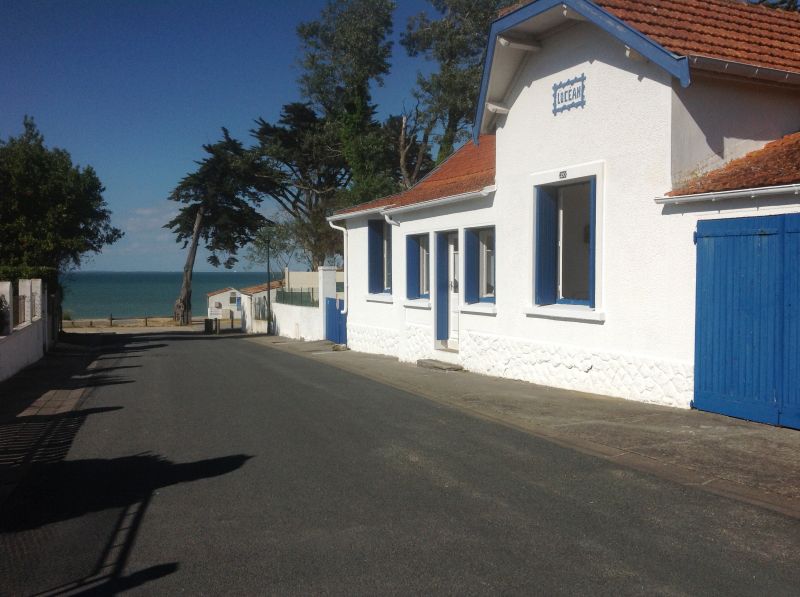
[271,303,324,341]
[0,319,46,382]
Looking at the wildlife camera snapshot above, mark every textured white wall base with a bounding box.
[460,330,693,409]
[348,323,401,357]
[397,323,437,363]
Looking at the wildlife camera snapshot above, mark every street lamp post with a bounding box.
[266,234,272,334]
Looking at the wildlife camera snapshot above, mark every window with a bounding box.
[465,226,496,304]
[229,292,237,305]
[406,234,430,299]
[368,220,393,294]
[536,178,595,307]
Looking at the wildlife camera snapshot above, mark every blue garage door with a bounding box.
[695,214,800,429]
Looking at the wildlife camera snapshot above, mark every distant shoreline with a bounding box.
[61,271,273,319]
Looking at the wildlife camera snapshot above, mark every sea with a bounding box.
[61,271,276,319]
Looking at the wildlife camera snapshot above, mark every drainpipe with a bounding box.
[328,220,348,314]
[383,213,400,227]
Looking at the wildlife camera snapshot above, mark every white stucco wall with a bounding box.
[207,290,242,319]
[271,303,323,341]
[0,319,46,382]
[341,21,800,410]
[671,75,800,186]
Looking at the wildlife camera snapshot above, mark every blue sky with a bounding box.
[1,0,434,271]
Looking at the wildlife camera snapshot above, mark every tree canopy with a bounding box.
[402,0,515,162]
[0,117,122,281]
[165,129,268,323]
[166,129,266,270]
[250,103,348,269]
[756,0,799,10]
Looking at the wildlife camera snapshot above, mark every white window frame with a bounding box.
[383,222,392,292]
[419,234,430,297]
[478,228,495,300]
[527,161,605,322]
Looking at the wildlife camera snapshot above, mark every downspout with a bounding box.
[329,220,348,314]
[383,213,400,226]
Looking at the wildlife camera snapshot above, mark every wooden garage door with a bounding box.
[694,214,800,429]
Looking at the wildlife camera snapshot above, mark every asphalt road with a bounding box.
[2,331,799,596]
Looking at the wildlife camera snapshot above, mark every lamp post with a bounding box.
[266,233,272,334]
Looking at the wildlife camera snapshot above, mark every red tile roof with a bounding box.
[334,135,496,216]
[207,287,236,297]
[669,131,800,195]
[239,280,283,295]
[501,0,800,74]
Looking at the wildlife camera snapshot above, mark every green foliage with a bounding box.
[0,117,122,277]
[247,219,312,271]
[250,104,348,268]
[165,129,267,269]
[297,0,395,115]
[756,0,799,10]
[0,266,59,290]
[297,0,401,208]
[402,0,515,161]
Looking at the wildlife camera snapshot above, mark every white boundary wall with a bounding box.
[0,279,48,382]
[242,267,338,341]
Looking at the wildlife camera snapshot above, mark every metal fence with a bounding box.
[275,287,319,308]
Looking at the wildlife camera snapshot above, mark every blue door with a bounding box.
[325,298,347,345]
[695,214,799,429]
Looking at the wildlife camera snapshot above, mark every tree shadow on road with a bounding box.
[1,453,252,532]
[1,453,251,596]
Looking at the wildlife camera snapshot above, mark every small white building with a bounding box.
[207,287,243,320]
[329,0,800,429]
[239,280,282,334]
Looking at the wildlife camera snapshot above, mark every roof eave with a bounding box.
[689,55,800,86]
[328,206,391,222]
[473,0,691,144]
[382,185,497,215]
[655,183,800,205]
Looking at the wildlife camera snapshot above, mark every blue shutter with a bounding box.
[435,232,449,340]
[588,177,596,309]
[406,235,420,299]
[464,228,479,304]
[367,220,383,294]
[535,187,558,305]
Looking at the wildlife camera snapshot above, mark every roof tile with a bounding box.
[239,280,283,295]
[669,131,800,195]
[501,0,800,74]
[334,135,496,216]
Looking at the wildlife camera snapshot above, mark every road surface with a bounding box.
[1,330,798,595]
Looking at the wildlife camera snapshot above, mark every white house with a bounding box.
[329,0,800,429]
[207,287,243,320]
[239,280,282,334]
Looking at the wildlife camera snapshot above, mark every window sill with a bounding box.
[524,304,605,323]
[461,303,497,316]
[366,293,394,304]
[404,299,431,310]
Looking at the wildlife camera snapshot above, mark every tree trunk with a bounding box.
[174,209,204,326]
[436,112,459,164]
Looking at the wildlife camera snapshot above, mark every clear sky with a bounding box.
[1,0,434,271]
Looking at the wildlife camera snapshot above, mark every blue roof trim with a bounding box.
[472,0,691,144]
